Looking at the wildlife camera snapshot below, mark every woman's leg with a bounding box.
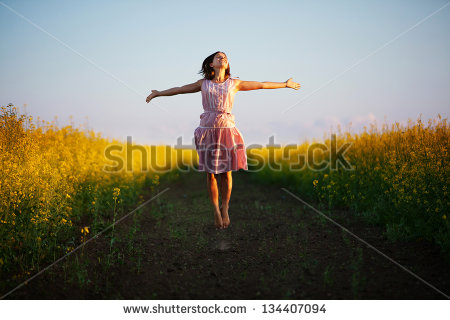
[219,171,232,228]
[206,172,223,229]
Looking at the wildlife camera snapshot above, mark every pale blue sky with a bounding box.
[1,0,449,146]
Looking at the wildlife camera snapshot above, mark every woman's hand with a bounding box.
[286,78,301,90]
[146,90,160,103]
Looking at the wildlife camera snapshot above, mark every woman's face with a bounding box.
[210,53,228,69]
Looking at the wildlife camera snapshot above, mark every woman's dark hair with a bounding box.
[198,51,231,80]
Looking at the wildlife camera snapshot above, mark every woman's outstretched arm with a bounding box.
[236,77,300,92]
[146,79,202,103]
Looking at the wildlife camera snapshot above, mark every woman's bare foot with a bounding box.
[214,207,224,229]
[220,204,230,228]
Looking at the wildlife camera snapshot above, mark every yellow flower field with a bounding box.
[0,104,167,283]
[249,115,449,255]
[2,101,449,284]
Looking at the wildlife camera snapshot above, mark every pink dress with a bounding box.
[194,76,248,174]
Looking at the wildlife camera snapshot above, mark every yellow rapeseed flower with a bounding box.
[113,187,120,200]
[81,226,89,234]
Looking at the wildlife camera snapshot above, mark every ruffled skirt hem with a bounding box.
[194,126,248,174]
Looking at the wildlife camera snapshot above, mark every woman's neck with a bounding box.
[212,69,227,82]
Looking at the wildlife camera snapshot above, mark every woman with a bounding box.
[146,51,300,230]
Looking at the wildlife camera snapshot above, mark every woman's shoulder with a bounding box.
[197,78,207,87]
[229,76,241,86]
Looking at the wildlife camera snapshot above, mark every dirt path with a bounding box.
[5,170,450,299]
